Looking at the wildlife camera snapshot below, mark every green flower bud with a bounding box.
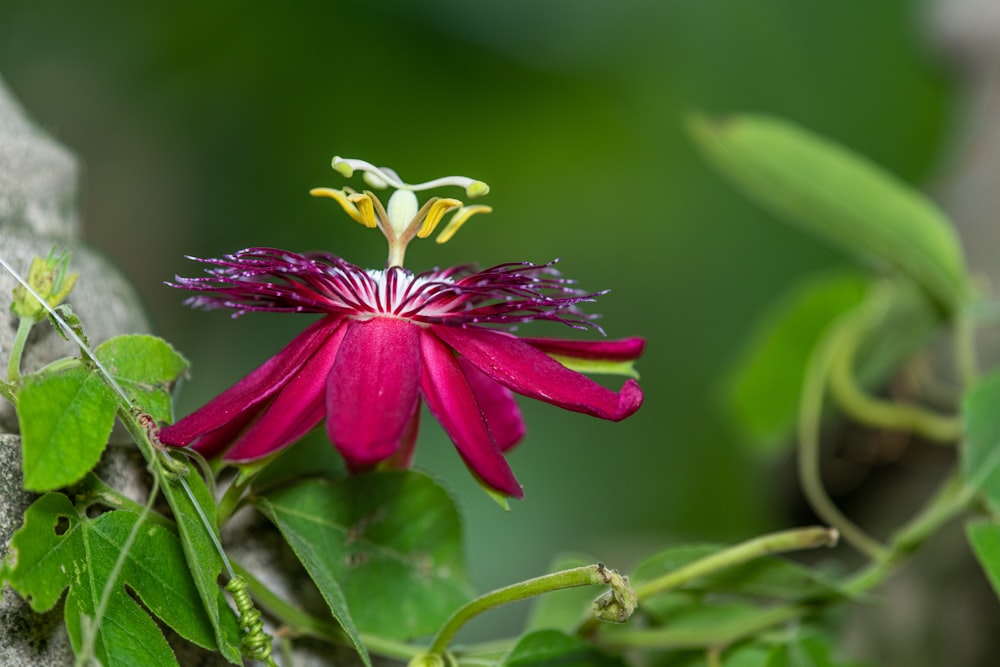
[592,563,637,624]
[11,248,78,321]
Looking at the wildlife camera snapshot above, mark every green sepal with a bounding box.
[550,354,640,379]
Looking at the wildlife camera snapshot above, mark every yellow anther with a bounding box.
[348,192,380,229]
[436,205,492,244]
[316,156,495,266]
[310,187,364,225]
[417,198,462,238]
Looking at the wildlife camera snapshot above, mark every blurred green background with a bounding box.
[0,0,958,643]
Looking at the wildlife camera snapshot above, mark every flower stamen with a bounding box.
[348,192,379,229]
[418,198,462,239]
[309,187,365,225]
[436,205,493,244]
[314,156,492,268]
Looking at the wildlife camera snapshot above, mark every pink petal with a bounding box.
[326,318,422,468]
[381,409,421,469]
[458,358,525,452]
[520,336,645,361]
[223,323,349,461]
[160,316,342,452]
[432,326,643,421]
[183,410,260,459]
[420,331,523,498]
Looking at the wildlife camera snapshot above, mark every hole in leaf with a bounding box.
[54,515,70,536]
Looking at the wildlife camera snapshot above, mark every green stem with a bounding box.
[597,604,804,651]
[232,561,422,661]
[844,470,972,596]
[632,526,838,601]
[216,472,254,527]
[955,306,979,390]
[428,564,617,656]
[7,316,34,383]
[576,526,836,640]
[799,303,891,562]
[828,303,961,443]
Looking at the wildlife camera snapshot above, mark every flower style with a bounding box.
[159,158,644,498]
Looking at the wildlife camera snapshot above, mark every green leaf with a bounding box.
[967,520,1000,602]
[95,335,189,423]
[726,270,869,451]
[765,631,853,667]
[159,466,244,664]
[524,553,599,633]
[647,598,766,640]
[257,472,473,650]
[502,629,626,667]
[723,644,772,667]
[849,280,942,390]
[961,370,1000,513]
[689,113,968,312]
[17,365,117,491]
[0,493,218,666]
[630,543,847,621]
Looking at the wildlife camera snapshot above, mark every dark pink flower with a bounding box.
[159,159,644,498]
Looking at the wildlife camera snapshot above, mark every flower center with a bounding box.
[309,157,493,269]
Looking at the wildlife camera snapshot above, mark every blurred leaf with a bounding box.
[17,366,117,491]
[961,370,1000,513]
[726,270,869,451]
[724,644,772,667]
[645,598,766,642]
[689,113,967,312]
[850,279,941,388]
[257,471,472,645]
[0,493,217,666]
[95,334,189,423]
[502,629,626,667]
[631,544,846,604]
[967,520,1000,602]
[524,553,598,633]
[765,630,861,667]
[159,467,244,663]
